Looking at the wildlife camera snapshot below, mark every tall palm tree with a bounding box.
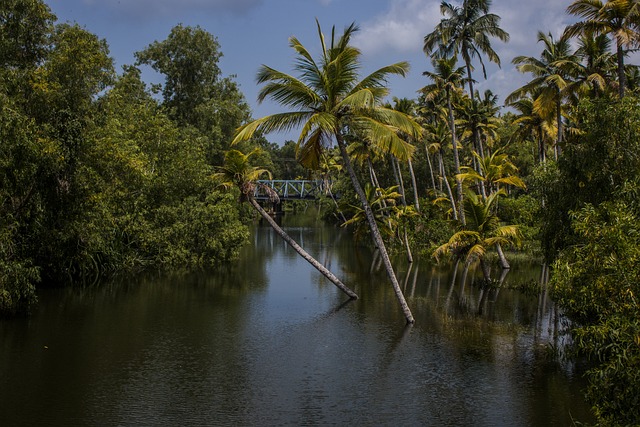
[566,0,640,97]
[214,149,358,300]
[422,56,467,223]
[232,21,420,323]
[424,0,509,159]
[424,0,510,100]
[507,32,576,159]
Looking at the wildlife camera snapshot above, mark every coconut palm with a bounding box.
[424,0,509,160]
[569,30,618,97]
[509,94,555,164]
[232,21,420,323]
[214,149,357,299]
[458,149,526,196]
[566,0,640,98]
[422,55,467,223]
[433,189,521,281]
[507,31,576,159]
[423,0,510,101]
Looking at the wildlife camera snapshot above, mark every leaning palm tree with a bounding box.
[214,149,357,300]
[434,190,521,281]
[232,21,420,323]
[566,0,640,98]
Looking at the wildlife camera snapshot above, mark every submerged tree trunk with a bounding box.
[249,197,358,299]
[336,133,415,324]
[495,243,510,270]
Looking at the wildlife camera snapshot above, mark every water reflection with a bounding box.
[0,210,592,426]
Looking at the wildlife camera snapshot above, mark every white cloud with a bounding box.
[352,0,581,104]
[353,0,441,55]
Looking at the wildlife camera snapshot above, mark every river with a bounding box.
[0,210,593,426]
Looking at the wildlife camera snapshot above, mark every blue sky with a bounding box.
[48,0,575,143]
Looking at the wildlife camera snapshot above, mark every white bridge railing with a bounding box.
[254,180,328,201]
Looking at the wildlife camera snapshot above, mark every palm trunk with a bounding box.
[391,156,407,206]
[403,226,413,264]
[407,158,420,211]
[439,151,458,220]
[555,95,562,160]
[617,42,626,98]
[495,243,510,269]
[447,90,465,225]
[249,197,358,299]
[425,145,437,194]
[336,132,415,323]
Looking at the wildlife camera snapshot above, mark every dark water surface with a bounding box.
[0,212,592,426]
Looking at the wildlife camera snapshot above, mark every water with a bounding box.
[0,211,592,426]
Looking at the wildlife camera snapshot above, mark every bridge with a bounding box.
[254,180,331,201]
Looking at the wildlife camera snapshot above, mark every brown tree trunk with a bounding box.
[249,197,358,299]
[335,132,415,323]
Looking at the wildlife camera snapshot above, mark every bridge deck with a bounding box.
[254,180,328,201]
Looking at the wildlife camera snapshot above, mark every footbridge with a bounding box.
[254,180,332,201]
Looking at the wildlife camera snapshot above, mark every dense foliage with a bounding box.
[3,0,640,423]
[547,97,640,425]
[1,0,249,315]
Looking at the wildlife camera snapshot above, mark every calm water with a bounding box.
[0,211,592,426]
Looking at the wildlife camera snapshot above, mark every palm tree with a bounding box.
[424,0,510,100]
[232,21,420,323]
[507,32,576,159]
[214,149,357,299]
[434,190,521,281]
[422,55,467,223]
[509,94,555,164]
[566,0,640,98]
[424,0,509,159]
[458,149,526,196]
[569,30,618,97]
[391,97,421,211]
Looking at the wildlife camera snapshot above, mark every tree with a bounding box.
[566,0,640,98]
[509,92,556,164]
[135,24,250,164]
[214,149,357,300]
[424,0,509,160]
[434,190,521,281]
[233,21,419,323]
[507,32,576,159]
[422,56,467,223]
[423,0,510,100]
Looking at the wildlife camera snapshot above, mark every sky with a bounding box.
[47,0,576,144]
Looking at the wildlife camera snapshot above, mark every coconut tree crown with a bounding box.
[233,20,421,170]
